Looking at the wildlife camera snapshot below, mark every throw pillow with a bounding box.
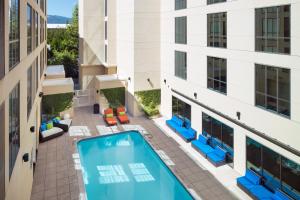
[106,113,113,118]
[119,111,125,116]
[46,122,53,130]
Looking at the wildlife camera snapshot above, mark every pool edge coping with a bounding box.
[75,130,197,200]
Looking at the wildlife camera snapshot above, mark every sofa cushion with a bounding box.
[166,120,180,130]
[237,177,256,191]
[40,123,47,132]
[41,127,63,138]
[192,140,215,155]
[184,118,191,129]
[215,146,227,159]
[245,169,261,185]
[272,190,292,200]
[178,128,195,140]
[207,152,224,163]
[198,135,208,144]
[172,115,184,127]
[60,119,72,127]
[46,122,53,130]
[250,185,273,200]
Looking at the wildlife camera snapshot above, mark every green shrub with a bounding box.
[135,89,161,117]
[101,88,125,109]
[42,93,73,116]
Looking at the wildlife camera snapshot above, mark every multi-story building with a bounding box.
[78,0,161,116]
[161,0,300,199]
[0,0,48,199]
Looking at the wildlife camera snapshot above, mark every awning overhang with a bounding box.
[96,74,127,90]
[42,78,74,95]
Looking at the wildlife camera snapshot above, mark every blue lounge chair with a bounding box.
[177,126,197,142]
[270,189,293,200]
[249,185,274,200]
[166,115,184,132]
[207,146,227,167]
[192,135,214,157]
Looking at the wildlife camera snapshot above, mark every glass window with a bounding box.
[105,0,107,17]
[246,137,300,199]
[0,103,4,200]
[35,57,39,93]
[105,21,107,40]
[175,51,187,80]
[105,45,107,63]
[0,0,4,79]
[202,113,234,160]
[35,11,39,48]
[27,4,33,54]
[175,16,187,44]
[255,5,290,54]
[175,0,186,10]
[207,56,227,94]
[9,0,20,69]
[207,12,227,48]
[172,96,191,120]
[9,83,20,178]
[40,0,44,12]
[281,158,300,199]
[27,65,33,119]
[40,17,44,43]
[207,0,226,4]
[40,49,44,78]
[255,64,290,117]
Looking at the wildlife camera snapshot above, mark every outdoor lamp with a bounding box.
[237,112,241,120]
[23,153,29,162]
[39,92,44,97]
[30,126,35,133]
[194,92,197,99]
[164,79,166,84]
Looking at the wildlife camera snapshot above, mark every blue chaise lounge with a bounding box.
[237,169,292,200]
[166,115,196,142]
[191,135,215,157]
[206,146,227,167]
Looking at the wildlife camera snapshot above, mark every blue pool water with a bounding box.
[77,131,194,200]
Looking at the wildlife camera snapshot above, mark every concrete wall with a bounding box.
[0,0,47,199]
[161,0,300,175]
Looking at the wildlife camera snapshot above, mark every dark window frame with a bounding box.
[255,5,290,54]
[9,83,20,178]
[175,0,187,10]
[207,12,227,48]
[0,103,5,199]
[207,56,227,94]
[0,0,4,79]
[207,0,226,5]
[27,4,33,54]
[172,96,191,120]
[175,50,187,80]
[9,0,20,70]
[255,64,291,118]
[246,137,300,199]
[175,16,187,44]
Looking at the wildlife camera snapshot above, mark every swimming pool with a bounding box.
[77,131,194,200]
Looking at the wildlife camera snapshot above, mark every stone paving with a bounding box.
[30,106,238,200]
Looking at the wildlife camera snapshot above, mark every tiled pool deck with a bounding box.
[31,106,239,200]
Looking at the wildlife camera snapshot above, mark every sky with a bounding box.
[48,0,78,18]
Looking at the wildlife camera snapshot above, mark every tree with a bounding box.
[47,5,79,78]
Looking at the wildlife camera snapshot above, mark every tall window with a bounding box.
[175,0,186,10]
[202,113,234,161]
[175,16,187,44]
[35,58,39,93]
[27,4,33,54]
[255,5,290,54]
[207,12,227,48]
[105,0,108,17]
[255,64,290,117]
[175,51,187,80]
[0,0,4,79]
[40,0,44,12]
[40,17,44,43]
[172,96,191,120]
[9,0,20,69]
[105,45,107,63]
[207,56,227,94]
[40,49,44,77]
[207,0,226,4]
[27,65,33,119]
[0,103,4,199]
[35,11,39,48]
[246,137,300,199]
[105,21,107,40]
[9,83,20,178]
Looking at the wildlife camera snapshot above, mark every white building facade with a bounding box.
[161,0,300,199]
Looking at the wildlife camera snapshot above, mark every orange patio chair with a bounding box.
[117,107,130,124]
[103,108,117,126]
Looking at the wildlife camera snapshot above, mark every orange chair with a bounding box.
[103,108,117,126]
[117,107,130,124]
